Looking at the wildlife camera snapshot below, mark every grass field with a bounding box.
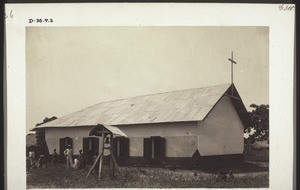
[27,161,269,188]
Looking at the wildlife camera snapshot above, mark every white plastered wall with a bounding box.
[197,96,244,156]
[45,126,104,155]
[119,122,198,157]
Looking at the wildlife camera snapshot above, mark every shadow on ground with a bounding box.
[140,160,268,174]
[194,161,268,174]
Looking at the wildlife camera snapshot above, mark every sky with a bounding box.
[26,26,269,133]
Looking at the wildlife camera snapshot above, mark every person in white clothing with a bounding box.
[28,151,35,167]
[73,158,79,169]
[64,145,73,169]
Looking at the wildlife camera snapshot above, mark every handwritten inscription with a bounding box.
[28,18,54,23]
[278,4,295,11]
[4,10,14,19]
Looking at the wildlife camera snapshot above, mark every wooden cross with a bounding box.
[228,51,237,84]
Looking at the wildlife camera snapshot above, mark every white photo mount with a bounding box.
[5,3,295,190]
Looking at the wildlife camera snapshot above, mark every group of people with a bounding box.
[27,151,47,169]
[63,145,86,169]
[27,145,86,170]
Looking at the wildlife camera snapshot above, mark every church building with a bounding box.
[32,83,251,165]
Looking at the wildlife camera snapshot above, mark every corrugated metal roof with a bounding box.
[34,83,232,128]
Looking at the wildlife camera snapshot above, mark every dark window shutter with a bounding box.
[69,138,73,149]
[124,138,129,158]
[116,137,129,158]
[83,138,89,155]
[120,138,125,156]
[117,137,121,157]
[151,136,165,159]
[59,138,64,155]
[160,138,166,159]
[143,138,151,159]
[112,137,117,157]
[153,137,161,158]
[93,138,99,155]
[65,137,73,149]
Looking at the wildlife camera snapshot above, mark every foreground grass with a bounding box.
[27,163,269,188]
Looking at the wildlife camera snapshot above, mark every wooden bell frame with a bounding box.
[86,124,119,180]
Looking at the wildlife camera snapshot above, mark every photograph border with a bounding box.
[5,3,295,190]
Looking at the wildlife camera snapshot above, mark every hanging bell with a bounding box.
[105,136,110,144]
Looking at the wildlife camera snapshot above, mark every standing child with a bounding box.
[51,149,58,164]
[78,150,86,169]
[73,158,79,169]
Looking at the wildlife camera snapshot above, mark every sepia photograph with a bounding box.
[25,26,269,188]
[5,3,295,190]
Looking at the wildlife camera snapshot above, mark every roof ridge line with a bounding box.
[90,82,232,105]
